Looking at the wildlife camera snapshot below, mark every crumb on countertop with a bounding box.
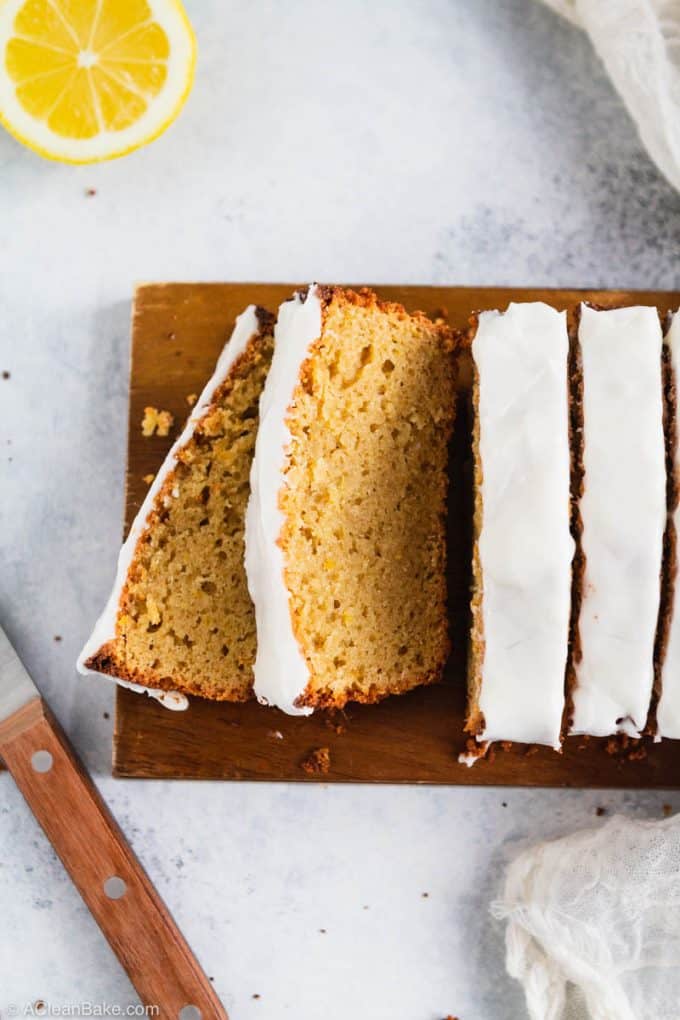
[252,994,260,1000]
[301,747,331,775]
[85,187,97,197]
[53,634,62,642]
[142,406,174,438]
[596,806,606,817]
[2,370,10,379]
[186,392,197,406]
[663,804,673,817]
[103,712,110,720]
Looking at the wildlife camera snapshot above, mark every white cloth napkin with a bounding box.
[539,0,680,192]
[493,814,680,1020]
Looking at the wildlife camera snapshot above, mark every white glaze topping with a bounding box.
[76,305,263,711]
[655,311,680,738]
[245,285,322,715]
[473,302,573,749]
[571,304,665,737]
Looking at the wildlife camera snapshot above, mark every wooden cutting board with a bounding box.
[113,283,680,786]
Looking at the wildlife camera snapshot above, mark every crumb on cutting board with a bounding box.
[301,747,331,774]
[186,392,197,406]
[325,713,346,735]
[142,406,174,438]
[143,473,155,484]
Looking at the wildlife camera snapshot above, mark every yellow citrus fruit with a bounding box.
[0,0,195,163]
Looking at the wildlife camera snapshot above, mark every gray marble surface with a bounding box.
[1,1,679,1017]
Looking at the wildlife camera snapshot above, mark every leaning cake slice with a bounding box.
[245,284,457,714]
[463,302,573,761]
[570,304,665,737]
[77,305,275,706]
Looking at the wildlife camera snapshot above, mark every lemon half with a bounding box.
[0,0,195,163]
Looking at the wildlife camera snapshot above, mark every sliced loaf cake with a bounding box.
[245,285,457,714]
[569,304,665,738]
[462,302,574,762]
[77,305,275,706]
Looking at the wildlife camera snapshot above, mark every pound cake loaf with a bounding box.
[570,304,665,738]
[245,284,457,715]
[462,302,573,763]
[77,305,275,706]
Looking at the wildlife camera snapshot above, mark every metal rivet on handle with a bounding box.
[31,750,53,773]
[103,876,127,900]
[179,1007,202,1020]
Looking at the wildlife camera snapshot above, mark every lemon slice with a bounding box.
[0,0,195,163]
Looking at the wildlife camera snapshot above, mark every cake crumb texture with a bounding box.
[282,287,456,709]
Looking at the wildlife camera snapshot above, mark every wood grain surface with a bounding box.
[113,283,680,786]
[0,697,227,1017]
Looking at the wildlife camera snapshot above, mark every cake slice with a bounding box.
[245,284,456,714]
[77,305,275,706]
[462,302,573,761]
[654,310,680,738]
[570,304,665,737]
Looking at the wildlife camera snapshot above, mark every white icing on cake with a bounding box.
[656,311,680,738]
[473,302,573,749]
[245,285,322,715]
[571,304,665,737]
[76,304,263,711]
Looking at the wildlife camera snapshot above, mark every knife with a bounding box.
[0,623,228,1020]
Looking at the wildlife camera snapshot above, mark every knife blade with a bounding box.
[0,624,37,722]
[0,621,228,1019]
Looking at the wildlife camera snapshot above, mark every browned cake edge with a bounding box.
[84,309,275,701]
[562,305,586,735]
[647,315,679,734]
[461,315,486,740]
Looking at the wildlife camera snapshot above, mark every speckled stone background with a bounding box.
[1,1,680,1017]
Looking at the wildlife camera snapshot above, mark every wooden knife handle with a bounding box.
[0,696,228,1020]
